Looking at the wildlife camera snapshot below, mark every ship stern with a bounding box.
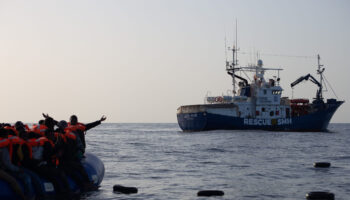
[177,105,208,131]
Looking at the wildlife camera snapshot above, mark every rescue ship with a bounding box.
[177,46,344,132]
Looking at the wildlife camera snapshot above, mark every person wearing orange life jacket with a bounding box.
[14,121,30,134]
[10,121,30,165]
[0,128,35,200]
[31,120,47,137]
[0,128,27,200]
[37,117,73,198]
[6,131,40,196]
[7,134,25,165]
[3,125,19,136]
[13,123,46,199]
[13,121,45,166]
[68,115,107,154]
[31,120,44,130]
[26,133,73,198]
[56,120,98,191]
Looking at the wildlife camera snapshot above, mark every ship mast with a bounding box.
[227,20,239,97]
[317,54,325,100]
[226,44,239,97]
[232,46,236,96]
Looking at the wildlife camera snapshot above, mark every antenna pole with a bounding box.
[232,45,235,67]
[232,45,236,96]
[225,35,227,63]
[235,19,238,66]
[317,54,324,99]
[227,19,239,97]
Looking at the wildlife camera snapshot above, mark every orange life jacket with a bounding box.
[0,137,10,148]
[68,122,84,126]
[39,137,54,147]
[27,137,54,148]
[67,123,86,132]
[31,125,48,136]
[8,135,23,160]
[27,138,39,147]
[54,132,67,143]
[4,126,19,136]
[8,135,25,145]
[26,138,37,159]
[64,129,77,140]
[7,135,27,165]
[26,137,55,160]
[32,124,38,130]
[48,134,63,166]
[24,124,30,131]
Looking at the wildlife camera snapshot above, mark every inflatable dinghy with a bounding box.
[0,152,104,199]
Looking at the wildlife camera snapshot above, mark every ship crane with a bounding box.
[227,71,248,86]
[290,73,323,100]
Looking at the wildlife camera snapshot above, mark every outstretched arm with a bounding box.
[85,115,107,131]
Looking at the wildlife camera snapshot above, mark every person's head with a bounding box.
[14,121,25,132]
[44,117,55,130]
[57,120,68,130]
[0,128,8,138]
[38,120,44,125]
[6,129,16,136]
[70,115,78,125]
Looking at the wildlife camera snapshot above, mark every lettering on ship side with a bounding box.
[277,118,292,125]
[243,118,292,126]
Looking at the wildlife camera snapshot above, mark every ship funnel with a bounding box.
[258,59,263,67]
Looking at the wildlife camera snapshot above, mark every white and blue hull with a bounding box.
[177,101,343,132]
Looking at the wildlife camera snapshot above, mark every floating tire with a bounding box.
[113,185,138,194]
[197,190,224,197]
[313,162,331,168]
[306,191,334,200]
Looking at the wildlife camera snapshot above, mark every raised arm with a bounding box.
[84,115,107,131]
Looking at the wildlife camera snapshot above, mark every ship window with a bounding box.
[272,90,282,95]
[270,111,274,116]
[272,90,280,95]
[262,107,265,112]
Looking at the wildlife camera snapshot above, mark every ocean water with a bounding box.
[82,123,350,200]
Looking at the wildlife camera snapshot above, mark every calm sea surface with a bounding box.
[82,123,350,200]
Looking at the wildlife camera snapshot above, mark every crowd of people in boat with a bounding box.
[0,114,106,200]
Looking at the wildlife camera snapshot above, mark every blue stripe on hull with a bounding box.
[177,102,342,132]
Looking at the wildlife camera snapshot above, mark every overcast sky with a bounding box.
[0,0,349,123]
